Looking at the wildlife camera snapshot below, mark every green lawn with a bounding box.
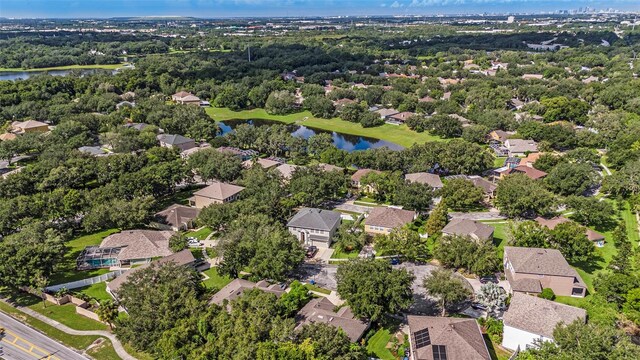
[366,328,396,360]
[0,301,103,351]
[188,226,214,240]
[28,302,108,331]
[481,221,509,258]
[75,282,112,302]
[620,201,639,244]
[190,248,205,260]
[0,63,126,72]
[50,229,120,285]
[202,267,232,290]
[304,283,332,295]
[123,343,154,360]
[331,248,360,259]
[206,107,442,148]
[493,157,507,168]
[87,339,122,360]
[156,186,203,209]
[483,334,512,360]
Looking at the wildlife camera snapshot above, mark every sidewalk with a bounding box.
[1,299,137,360]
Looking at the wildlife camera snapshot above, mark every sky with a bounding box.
[1,0,639,18]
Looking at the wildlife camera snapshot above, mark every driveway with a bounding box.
[466,277,511,294]
[332,201,373,215]
[449,210,506,221]
[295,264,338,291]
[396,263,441,315]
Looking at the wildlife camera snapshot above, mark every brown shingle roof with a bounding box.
[507,165,547,180]
[351,169,381,182]
[405,172,443,188]
[408,316,491,360]
[154,204,200,229]
[504,246,580,278]
[296,297,369,342]
[173,91,193,98]
[365,207,415,229]
[100,230,174,261]
[534,216,604,242]
[274,163,300,180]
[243,158,281,169]
[504,293,586,338]
[194,182,245,200]
[442,219,494,241]
[468,176,497,195]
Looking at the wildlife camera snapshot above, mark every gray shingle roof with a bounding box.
[154,204,200,228]
[408,316,491,360]
[194,182,245,200]
[208,278,285,306]
[157,134,194,145]
[503,293,586,338]
[504,246,580,278]
[405,172,443,188]
[442,219,494,241]
[100,230,174,261]
[287,208,341,231]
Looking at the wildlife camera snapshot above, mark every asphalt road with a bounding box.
[0,312,89,360]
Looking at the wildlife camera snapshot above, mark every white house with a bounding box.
[502,293,587,351]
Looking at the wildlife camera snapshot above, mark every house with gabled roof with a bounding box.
[535,216,605,247]
[157,134,196,151]
[351,169,382,189]
[504,246,587,298]
[296,297,369,343]
[189,182,245,209]
[11,120,50,134]
[502,292,587,351]
[405,172,443,190]
[152,204,201,231]
[287,208,341,248]
[504,139,538,157]
[408,316,491,360]
[442,219,494,242]
[364,207,416,235]
[208,278,285,308]
[172,91,201,105]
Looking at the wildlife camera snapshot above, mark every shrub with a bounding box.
[539,288,556,300]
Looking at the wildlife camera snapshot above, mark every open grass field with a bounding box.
[330,248,360,259]
[188,226,214,240]
[205,107,442,148]
[0,63,126,72]
[481,221,509,258]
[87,339,121,360]
[26,299,108,331]
[50,228,120,285]
[201,267,232,290]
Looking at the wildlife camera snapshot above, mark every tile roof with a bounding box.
[405,172,443,188]
[194,182,245,200]
[107,249,195,294]
[296,297,369,342]
[504,246,581,278]
[408,316,491,360]
[442,219,494,241]
[504,293,586,338]
[365,207,415,229]
[100,230,174,261]
[154,204,201,229]
[287,208,341,231]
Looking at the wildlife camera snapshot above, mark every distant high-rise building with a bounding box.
[507,16,515,24]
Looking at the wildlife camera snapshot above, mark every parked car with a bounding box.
[479,275,499,284]
[389,257,401,265]
[305,246,318,258]
[188,239,203,247]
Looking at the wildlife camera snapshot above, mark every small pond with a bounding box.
[218,119,403,152]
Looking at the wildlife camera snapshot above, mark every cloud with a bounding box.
[390,0,403,7]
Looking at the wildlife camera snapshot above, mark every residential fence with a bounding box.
[46,269,127,292]
[509,346,520,360]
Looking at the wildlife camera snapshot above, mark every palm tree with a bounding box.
[96,300,119,330]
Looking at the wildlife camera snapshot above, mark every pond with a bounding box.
[0,67,125,81]
[218,119,403,152]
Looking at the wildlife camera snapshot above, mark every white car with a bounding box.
[187,239,202,247]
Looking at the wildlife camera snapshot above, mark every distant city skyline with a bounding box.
[1,0,639,19]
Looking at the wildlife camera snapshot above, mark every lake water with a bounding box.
[218,119,403,152]
[0,68,123,81]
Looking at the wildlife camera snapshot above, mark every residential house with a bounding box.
[535,216,605,247]
[189,182,245,208]
[116,101,135,110]
[106,249,195,298]
[11,120,50,134]
[123,122,151,131]
[216,146,257,161]
[157,134,196,151]
[172,91,201,105]
[243,157,282,169]
[509,98,526,110]
[467,176,497,199]
[442,219,494,242]
[419,95,435,103]
[504,139,538,157]
[405,172,443,190]
[76,230,175,270]
[208,278,285,307]
[388,111,415,123]
[180,144,211,158]
[522,74,544,80]
[296,297,369,343]
[333,98,356,109]
[504,157,521,169]
[351,169,382,189]
[504,246,587,298]
[0,133,17,141]
[502,293,587,351]
[408,316,491,360]
[317,163,344,173]
[364,207,416,235]
[274,163,300,181]
[374,108,399,120]
[120,91,136,101]
[449,114,471,127]
[152,204,201,231]
[488,130,511,143]
[521,152,542,168]
[287,208,341,248]
[506,165,547,180]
